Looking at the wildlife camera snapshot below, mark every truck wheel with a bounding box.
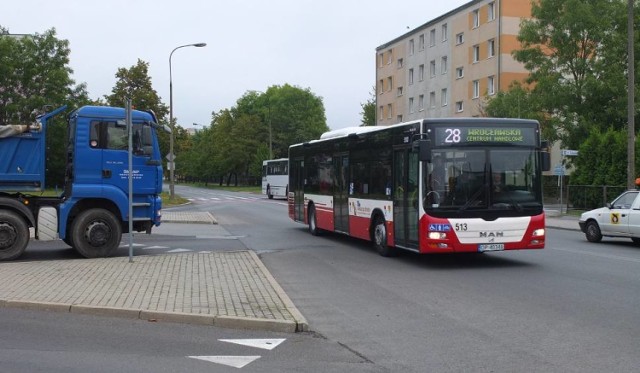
[372,215,396,257]
[71,209,122,258]
[585,220,602,243]
[267,185,273,199]
[0,210,29,261]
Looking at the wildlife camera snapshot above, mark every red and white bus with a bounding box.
[288,118,550,256]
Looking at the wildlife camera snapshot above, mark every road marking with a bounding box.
[219,338,285,350]
[118,243,145,248]
[196,235,245,240]
[167,248,192,253]
[552,247,640,263]
[188,356,260,368]
[143,245,169,250]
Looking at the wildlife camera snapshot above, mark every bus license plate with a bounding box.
[478,244,504,252]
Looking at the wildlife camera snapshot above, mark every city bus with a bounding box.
[288,118,550,256]
[262,158,288,199]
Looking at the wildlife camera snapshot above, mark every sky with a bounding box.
[4,0,470,130]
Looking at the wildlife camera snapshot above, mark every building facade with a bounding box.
[375,0,532,125]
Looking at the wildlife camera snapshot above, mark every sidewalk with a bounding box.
[3,210,577,334]
[2,211,308,333]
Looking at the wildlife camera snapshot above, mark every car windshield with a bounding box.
[611,192,638,209]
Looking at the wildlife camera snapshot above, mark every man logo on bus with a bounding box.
[479,231,504,238]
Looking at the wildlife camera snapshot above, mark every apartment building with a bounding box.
[375,0,532,125]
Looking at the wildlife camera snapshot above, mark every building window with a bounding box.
[397,86,404,96]
[473,80,480,98]
[387,104,392,119]
[397,115,403,122]
[456,101,464,112]
[430,91,436,108]
[456,66,464,79]
[441,88,448,106]
[488,39,495,58]
[441,56,448,74]
[378,53,384,67]
[442,24,448,41]
[419,34,425,51]
[387,49,393,64]
[430,60,436,77]
[379,79,384,94]
[397,58,404,68]
[430,29,436,47]
[419,64,425,81]
[409,97,414,113]
[387,77,393,91]
[419,94,425,111]
[379,106,384,119]
[456,32,464,45]
[409,39,415,55]
[472,9,480,28]
[409,68,414,85]
[473,45,480,62]
[488,76,495,95]
[488,2,496,21]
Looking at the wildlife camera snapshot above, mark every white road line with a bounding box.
[187,356,260,369]
[219,338,285,350]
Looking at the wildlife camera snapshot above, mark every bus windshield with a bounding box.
[424,148,541,213]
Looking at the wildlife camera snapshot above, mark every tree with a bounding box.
[0,26,91,187]
[105,59,171,172]
[513,0,629,151]
[360,87,376,126]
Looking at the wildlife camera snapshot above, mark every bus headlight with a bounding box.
[532,228,545,237]
[428,232,447,240]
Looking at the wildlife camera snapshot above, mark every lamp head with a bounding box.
[194,43,207,47]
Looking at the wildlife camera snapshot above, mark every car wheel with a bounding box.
[631,237,640,245]
[585,220,602,243]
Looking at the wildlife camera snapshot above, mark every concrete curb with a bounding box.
[249,251,309,332]
[0,300,304,332]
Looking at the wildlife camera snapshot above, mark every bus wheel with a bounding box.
[267,185,273,199]
[71,209,122,258]
[585,221,602,243]
[372,215,396,257]
[308,205,322,236]
[0,210,29,261]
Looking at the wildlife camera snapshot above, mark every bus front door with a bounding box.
[393,148,419,248]
[291,158,305,222]
[334,154,349,233]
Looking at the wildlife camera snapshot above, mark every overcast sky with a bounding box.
[5,0,469,130]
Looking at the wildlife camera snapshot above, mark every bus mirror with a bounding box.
[418,139,432,162]
[541,151,551,171]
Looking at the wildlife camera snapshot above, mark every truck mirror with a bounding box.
[143,146,153,157]
[142,127,152,147]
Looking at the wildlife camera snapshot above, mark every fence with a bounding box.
[563,185,627,211]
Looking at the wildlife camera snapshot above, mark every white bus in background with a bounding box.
[262,158,288,199]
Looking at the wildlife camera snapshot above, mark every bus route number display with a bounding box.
[435,127,535,146]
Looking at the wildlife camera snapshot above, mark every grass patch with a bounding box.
[161,192,189,207]
[183,182,261,194]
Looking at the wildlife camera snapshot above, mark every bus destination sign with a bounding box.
[433,126,536,146]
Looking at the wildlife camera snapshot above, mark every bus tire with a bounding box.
[267,185,273,199]
[0,210,29,261]
[71,208,122,258]
[372,215,396,257]
[585,220,602,243]
[308,205,322,236]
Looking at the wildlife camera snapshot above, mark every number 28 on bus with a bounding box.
[288,118,551,256]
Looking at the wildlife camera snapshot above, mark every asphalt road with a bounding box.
[2,185,639,372]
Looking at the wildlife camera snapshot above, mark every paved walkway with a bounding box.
[3,210,579,334]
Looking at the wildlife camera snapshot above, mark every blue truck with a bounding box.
[0,105,166,260]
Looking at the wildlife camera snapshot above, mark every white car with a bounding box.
[578,190,640,243]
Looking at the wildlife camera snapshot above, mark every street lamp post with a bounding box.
[169,42,206,199]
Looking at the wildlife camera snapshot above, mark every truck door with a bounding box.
[99,122,159,196]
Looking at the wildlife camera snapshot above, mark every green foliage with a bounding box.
[360,86,376,126]
[0,27,91,187]
[512,0,629,151]
[179,84,328,185]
